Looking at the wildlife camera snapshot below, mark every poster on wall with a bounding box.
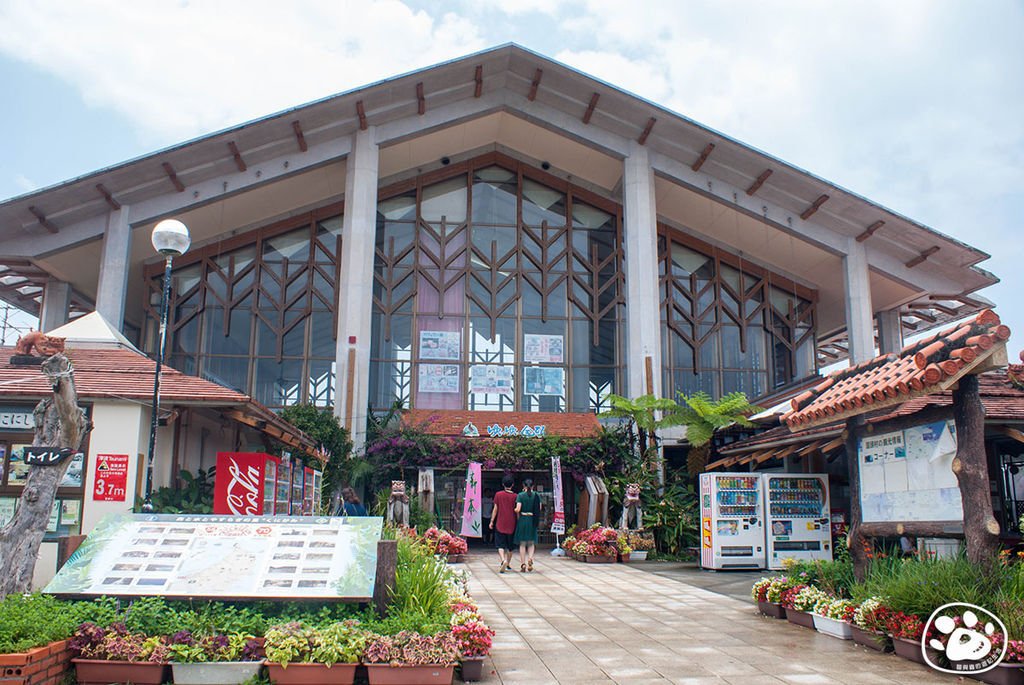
[524,334,563,363]
[418,364,460,393]
[44,514,383,600]
[93,453,130,502]
[419,330,461,360]
[60,451,85,488]
[8,444,30,485]
[469,365,513,395]
[524,367,564,396]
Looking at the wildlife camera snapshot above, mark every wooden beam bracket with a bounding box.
[637,117,657,146]
[746,169,773,196]
[905,245,940,268]
[856,220,885,243]
[356,100,368,130]
[527,68,543,101]
[800,194,830,220]
[227,141,247,172]
[28,206,59,234]
[473,65,483,98]
[95,183,121,211]
[161,162,185,193]
[691,143,715,172]
[291,121,308,152]
[582,92,600,124]
[416,82,426,115]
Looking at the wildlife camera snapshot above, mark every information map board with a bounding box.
[44,514,382,601]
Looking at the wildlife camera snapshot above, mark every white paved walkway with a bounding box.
[464,554,959,685]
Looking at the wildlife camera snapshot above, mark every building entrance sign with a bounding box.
[45,513,382,600]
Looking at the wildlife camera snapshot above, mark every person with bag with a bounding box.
[514,477,541,572]
[489,475,518,573]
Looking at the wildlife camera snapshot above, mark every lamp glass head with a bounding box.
[151,219,191,256]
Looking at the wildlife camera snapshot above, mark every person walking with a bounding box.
[489,475,518,573]
[340,487,367,516]
[514,478,540,572]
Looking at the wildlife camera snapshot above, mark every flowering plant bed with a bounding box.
[571,525,620,560]
[812,614,852,640]
[363,631,458,685]
[70,622,169,685]
[850,625,890,652]
[421,527,469,557]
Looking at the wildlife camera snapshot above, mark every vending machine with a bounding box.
[763,474,832,569]
[699,473,766,570]
[213,452,282,516]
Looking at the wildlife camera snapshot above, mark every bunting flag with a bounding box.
[460,461,483,538]
[551,455,565,534]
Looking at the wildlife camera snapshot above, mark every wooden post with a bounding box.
[373,539,398,617]
[844,418,869,579]
[951,374,1000,563]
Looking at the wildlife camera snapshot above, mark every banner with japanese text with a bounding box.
[460,461,482,538]
[550,455,565,534]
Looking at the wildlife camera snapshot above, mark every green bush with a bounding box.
[784,558,855,598]
[0,594,117,653]
[389,533,455,623]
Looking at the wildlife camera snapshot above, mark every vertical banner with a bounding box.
[460,462,482,538]
[550,455,566,534]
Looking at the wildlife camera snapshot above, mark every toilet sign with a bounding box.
[93,453,129,502]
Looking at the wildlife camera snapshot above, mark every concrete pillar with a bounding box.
[876,308,904,355]
[39,279,71,332]
[96,206,132,331]
[623,140,663,398]
[335,127,379,450]
[843,239,876,364]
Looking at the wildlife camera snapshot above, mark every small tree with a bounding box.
[667,391,760,475]
[278,405,358,513]
[599,394,681,480]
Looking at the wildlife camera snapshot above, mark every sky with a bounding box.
[0,0,1022,353]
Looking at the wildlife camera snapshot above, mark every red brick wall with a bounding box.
[0,641,72,685]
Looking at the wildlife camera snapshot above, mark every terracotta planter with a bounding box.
[892,637,941,666]
[581,554,616,563]
[757,601,786,619]
[171,661,264,685]
[785,609,816,629]
[460,656,486,682]
[265,662,357,684]
[971,663,1024,685]
[72,658,167,685]
[850,626,890,652]
[365,663,454,685]
[812,614,852,640]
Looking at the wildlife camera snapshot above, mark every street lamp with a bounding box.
[143,219,191,512]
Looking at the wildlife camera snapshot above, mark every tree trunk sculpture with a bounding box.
[0,354,89,599]
[951,373,1000,564]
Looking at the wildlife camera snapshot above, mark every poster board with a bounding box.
[419,330,460,360]
[418,364,460,393]
[45,514,382,600]
[859,420,961,523]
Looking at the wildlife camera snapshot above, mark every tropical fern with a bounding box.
[667,391,760,474]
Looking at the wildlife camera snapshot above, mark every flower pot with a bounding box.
[171,661,264,685]
[630,550,648,561]
[460,656,486,682]
[582,554,615,563]
[757,601,786,619]
[446,554,466,564]
[266,662,357,684]
[617,552,630,562]
[812,614,853,640]
[785,609,816,629]
[971,663,1024,685]
[365,663,454,685]
[850,626,890,652]
[73,658,167,685]
[891,637,940,666]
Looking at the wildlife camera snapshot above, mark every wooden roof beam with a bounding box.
[95,183,121,211]
[800,194,830,220]
[856,220,885,242]
[356,100,368,130]
[637,117,657,145]
[161,162,185,192]
[473,65,483,98]
[291,121,308,152]
[906,246,940,268]
[691,143,715,172]
[582,92,599,124]
[227,141,247,172]
[527,68,543,101]
[416,82,426,115]
[27,206,59,234]
[746,169,772,196]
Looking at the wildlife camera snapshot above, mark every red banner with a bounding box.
[214,452,268,516]
[92,453,129,502]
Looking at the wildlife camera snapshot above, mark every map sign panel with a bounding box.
[45,514,382,600]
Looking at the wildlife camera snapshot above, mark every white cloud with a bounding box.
[12,175,37,193]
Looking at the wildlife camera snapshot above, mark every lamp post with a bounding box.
[143,219,191,512]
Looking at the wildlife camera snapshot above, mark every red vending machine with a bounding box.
[302,467,315,515]
[213,452,282,516]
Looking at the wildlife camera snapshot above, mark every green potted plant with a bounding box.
[751,577,789,619]
[69,622,169,685]
[264,621,365,685]
[450,613,494,682]
[782,585,822,629]
[811,597,855,640]
[168,630,263,685]
[626,532,654,561]
[616,533,632,563]
[363,630,459,685]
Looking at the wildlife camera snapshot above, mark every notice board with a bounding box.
[45,514,382,600]
[859,420,961,523]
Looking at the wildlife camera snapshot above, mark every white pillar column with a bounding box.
[335,127,379,451]
[623,140,663,398]
[876,308,904,355]
[39,279,71,332]
[96,206,132,331]
[843,239,876,364]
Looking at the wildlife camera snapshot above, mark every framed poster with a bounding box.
[524,367,564,396]
[419,330,461,360]
[469,365,513,395]
[93,454,130,502]
[418,364,460,393]
[44,514,383,600]
[524,334,563,363]
[8,444,30,485]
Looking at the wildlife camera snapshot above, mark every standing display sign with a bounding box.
[460,462,482,538]
[550,455,565,534]
[93,453,129,502]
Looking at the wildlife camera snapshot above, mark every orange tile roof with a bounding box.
[403,409,601,438]
[783,309,1010,430]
